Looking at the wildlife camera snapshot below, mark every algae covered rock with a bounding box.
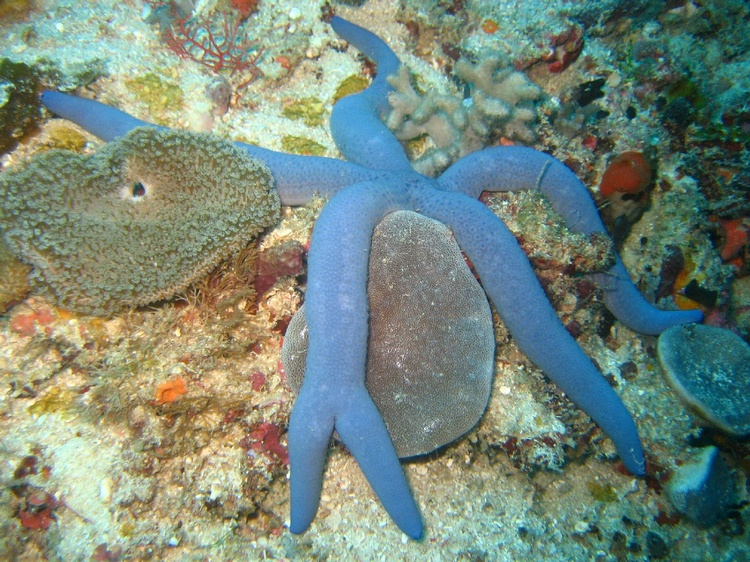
[283,211,495,457]
[0,126,280,315]
[0,57,40,154]
[0,237,30,312]
[657,324,750,435]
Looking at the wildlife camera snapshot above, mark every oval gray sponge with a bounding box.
[657,324,750,436]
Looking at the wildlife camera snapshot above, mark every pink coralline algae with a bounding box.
[249,371,266,392]
[17,490,59,530]
[254,240,305,295]
[545,26,585,73]
[245,422,289,466]
[518,25,585,73]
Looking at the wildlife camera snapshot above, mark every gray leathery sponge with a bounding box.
[658,324,750,436]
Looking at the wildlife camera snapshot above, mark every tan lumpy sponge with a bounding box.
[0,127,280,315]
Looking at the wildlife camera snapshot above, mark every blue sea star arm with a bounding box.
[438,146,703,335]
[40,16,414,196]
[40,90,154,141]
[289,179,423,538]
[329,16,413,172]
[238,150,381,205]
[39,91,381,205]
[417,188,645,475]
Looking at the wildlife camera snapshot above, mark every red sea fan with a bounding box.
[163,9,264,87]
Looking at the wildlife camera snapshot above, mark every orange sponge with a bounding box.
[599,151,652,197]
[155,378,187,405]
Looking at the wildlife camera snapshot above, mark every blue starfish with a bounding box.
[40,17,701,540]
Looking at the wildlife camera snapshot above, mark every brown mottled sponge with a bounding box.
[283,211,495,458]
[0,127,280,315]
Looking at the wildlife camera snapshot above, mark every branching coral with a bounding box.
[454,56,542,142]
[164,11,263,79]
[386,53,541,175]
[147,2,264,89]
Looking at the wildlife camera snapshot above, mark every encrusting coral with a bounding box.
[0,126,279,315]
[0,237,30,312]
[386,53,541,175]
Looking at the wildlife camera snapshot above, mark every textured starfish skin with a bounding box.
[40,16,702,540]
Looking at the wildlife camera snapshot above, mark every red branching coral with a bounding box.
[163,9,264,87]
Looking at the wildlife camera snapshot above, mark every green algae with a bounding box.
[281,135,326,156]
[281,96,325,127]
[587,481,618,503]
[27,386,76,417]
[120,522,136,537]
[125,72,184,114]
[42,124,87,151]
[333,74,369,103]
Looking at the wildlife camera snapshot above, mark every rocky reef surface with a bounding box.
[0,0,748,560]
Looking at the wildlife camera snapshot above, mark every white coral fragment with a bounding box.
[387,52,542,175]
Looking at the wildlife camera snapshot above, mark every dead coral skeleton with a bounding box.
[386,53,542,175]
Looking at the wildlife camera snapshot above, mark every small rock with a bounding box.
[666,446,737,527]
[657,324,750,435]
[645,531,669,560]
